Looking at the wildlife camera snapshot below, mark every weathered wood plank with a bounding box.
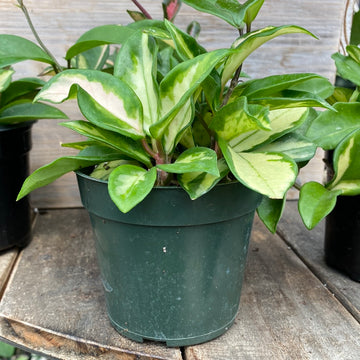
[0,208,359,359]
[186,216,360,360]
[0,0,352,208]
[0,209,182,360]
[0,249,18,299]
[277,200,360,323]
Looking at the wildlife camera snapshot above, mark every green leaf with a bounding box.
[157,46,179,79]
[232,73,330,99]
[306,102,360,150]
[249,90,334,111]
[114,31,159,135]
[182,0,264,29]
[219,138,297,198]
[162,98,195,154]
[210,96,270,141]
[61,140,98,150]
[0,102,67,125]
[346,45,360,64]
[108,165,157,213]
[0,342,15,357]
[17,146,124,200]
[178,158,229,199]
[74,45,110,70]
[257,197,286,233]
[0,34,54,67]
[256,133,317,163]
[182,0,243,28]
[151,48,229,138]
[0,69,14,92]
[288,77,334,99]
[222,26,316,89]
[327,86,355,104]
[164,19,206,60]
[157,147,219,176]
[0,77,45,106]
[127,10,148,22]
[350,11,360,45]
[90,159,140,180]
[65,25,135,60]
[61,120,151,167]
[327,129,360,195]
[332,51,360,87]
[219,142,296,199]
[298,182,341,230]
[241,0,265,27]
[35,69,145,139]
[229,107,309,152]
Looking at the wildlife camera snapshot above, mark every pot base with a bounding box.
[108,312,236,347]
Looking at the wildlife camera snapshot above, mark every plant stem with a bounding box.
[221,65,243,107]
[221,28,244,107]
[141,138,158,160]
[17,0,63,73]
[131,0,153,19]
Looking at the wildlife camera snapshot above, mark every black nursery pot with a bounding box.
[325,195,360,282]
[0,122,34,250]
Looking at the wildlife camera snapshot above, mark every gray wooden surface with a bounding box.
[278,200,360,323]
[0,249,18,299]
[0,208,359,359]
[0,0,354,208]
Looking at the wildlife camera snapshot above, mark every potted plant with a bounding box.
[13,0,334,346]
[0,36,66,250]
[298,8,360,281]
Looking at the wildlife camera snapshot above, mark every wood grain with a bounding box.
[0,249,18,299]
[186,216,360,360]
[0,0,353,208]
[277,200,360,323]
[0,208,359,359]
[0,209,182,360]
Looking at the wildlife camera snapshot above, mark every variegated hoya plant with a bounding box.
[298,44,360,230]
[11,0,339,232]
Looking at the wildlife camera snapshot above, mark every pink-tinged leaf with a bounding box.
[163,0,182,21]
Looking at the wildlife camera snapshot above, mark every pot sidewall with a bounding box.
[0,123,34,249]
[76,169,262,346]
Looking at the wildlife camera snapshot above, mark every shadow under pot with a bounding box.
[0,122,35,251]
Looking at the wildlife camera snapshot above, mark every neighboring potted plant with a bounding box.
[0,38,66,250]
[13,0,335,346]
[298,13,360,281]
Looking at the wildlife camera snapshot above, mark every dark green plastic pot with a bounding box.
[325,195,360,282]
[76,168,262,346]
[0,122,34,250]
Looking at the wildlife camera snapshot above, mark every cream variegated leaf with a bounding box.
[35,69,145,139]
[327,129,360,194]
[114,32,159,136]
[219,138,297,198]
[210,96,270,141]
[229,107,309,152]
[178,159,229,200]
[150,49,229,139]
[162,99,194,154]
[0,69,14,93]
[108,165,157,213]
[222,26,315,89]
[157,147,219,176]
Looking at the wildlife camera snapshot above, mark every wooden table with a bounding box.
[0,201,359,359]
